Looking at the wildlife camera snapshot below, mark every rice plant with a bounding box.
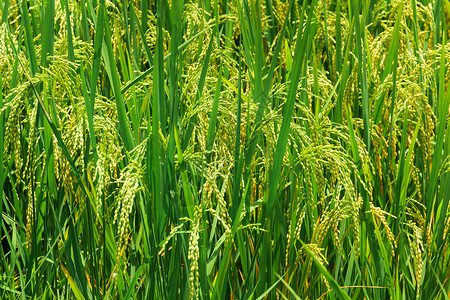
[1,0,449,299]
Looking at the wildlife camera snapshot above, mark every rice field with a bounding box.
[1,0,450,299]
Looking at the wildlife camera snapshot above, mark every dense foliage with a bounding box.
[1,0,450,298]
